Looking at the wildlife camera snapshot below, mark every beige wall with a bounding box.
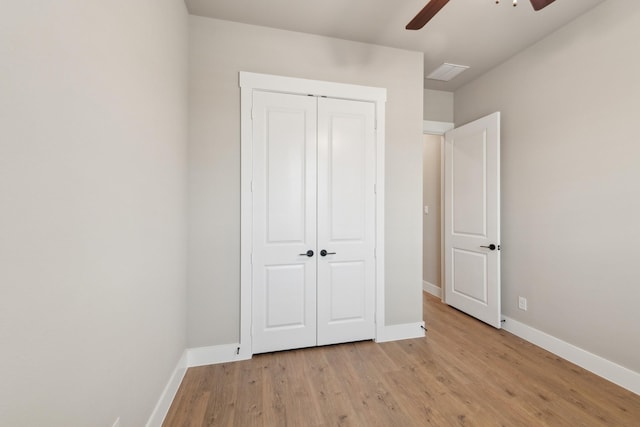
[423,135,442,288]
[455,0,640,373]
[424,89,454,122]
[0,1,188,426]
[188,16,424,347]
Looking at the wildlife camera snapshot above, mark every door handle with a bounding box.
[480,244,499,251]
[320,250,336,257]
[299,250,314,257]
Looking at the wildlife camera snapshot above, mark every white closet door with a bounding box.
[251,91,318,354]
[316,98,376,345]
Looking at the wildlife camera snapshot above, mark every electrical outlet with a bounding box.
[112,417,121,427]
[518,297,527,311]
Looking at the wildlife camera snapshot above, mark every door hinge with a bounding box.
[250,180,254,192]
[250,253,253,265]
[374,248,376,258]
[374,184,377,194]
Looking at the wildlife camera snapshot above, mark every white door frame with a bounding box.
[240,72,386,356]
[423,120,453,302]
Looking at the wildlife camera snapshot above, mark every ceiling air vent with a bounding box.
[426,63,469,82]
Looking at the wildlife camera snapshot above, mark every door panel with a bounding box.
[328,115,366,241]
[451,249,488,303]
[264,265,308,328]
[265,108,309,243]
[317,98,376,345]
[327,261,366,320]
[444,112,501,328]
[452,131,487,236]
[252,91,317,353]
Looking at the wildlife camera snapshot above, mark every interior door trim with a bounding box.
[239,72,387,357]
[423,120,454,135]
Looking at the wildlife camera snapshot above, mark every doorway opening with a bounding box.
[422,133,443,299]
[422,114,502,328]
[422,120,452,301]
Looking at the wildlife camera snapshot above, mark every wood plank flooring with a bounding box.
[163,293,640,426]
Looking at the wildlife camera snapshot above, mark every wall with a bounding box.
[424,89,454,122]
[423,135,442,289]
[455,0,640,373]
[0,1,188,426]
[188,16,424,347]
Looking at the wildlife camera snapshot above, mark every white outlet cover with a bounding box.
[518,297,527,311]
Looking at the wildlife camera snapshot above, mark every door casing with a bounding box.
[239,72,386,357]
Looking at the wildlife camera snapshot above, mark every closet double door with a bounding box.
[251,91,376,354]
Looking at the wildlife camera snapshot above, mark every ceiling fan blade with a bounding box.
[530,0,557,11]
[406,0,450,30]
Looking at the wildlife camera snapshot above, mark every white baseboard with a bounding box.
[145,350,188,427]
[422,281,442,298]
[187,343,252,367]
[148,316,640,427]
[502,316,640,396]
[376,321,425,343]
[147,344,252,426]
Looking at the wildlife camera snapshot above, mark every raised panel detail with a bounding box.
[266,108,308,244]
[328,115,366,241]
[452,130,487,237]
[451,249,488,304]
[327,261,366,323]
[265,265,307,329]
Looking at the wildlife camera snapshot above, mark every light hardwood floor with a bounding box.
[164,293,640,426]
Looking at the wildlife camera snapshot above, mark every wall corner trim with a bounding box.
[145,350,188,427]
[375,322,425,343]
[422,281,442,298]
[502,316,640,396]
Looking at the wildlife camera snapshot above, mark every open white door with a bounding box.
[444,112,501,328]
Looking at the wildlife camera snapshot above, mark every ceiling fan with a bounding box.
[406,0,557,30]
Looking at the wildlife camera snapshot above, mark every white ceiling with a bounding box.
[185,0,604,91]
